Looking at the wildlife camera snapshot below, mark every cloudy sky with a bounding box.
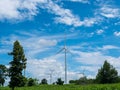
[1,0,120,83]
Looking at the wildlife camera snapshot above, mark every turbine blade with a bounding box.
[66,48,74,56]
[56,48,65,55]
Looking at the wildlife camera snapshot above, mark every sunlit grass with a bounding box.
[1,83,120,90]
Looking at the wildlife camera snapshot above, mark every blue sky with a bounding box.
[1,0,120,83]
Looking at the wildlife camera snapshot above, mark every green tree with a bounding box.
[76,76,87,85]
[69,80,77,84]
[41,78,48,84]
[96,60,118,84]
[8,40,27,90]
[0,64,7,86]
[56,78,64,85]
[69,77,95,85]
[27,78,38,86]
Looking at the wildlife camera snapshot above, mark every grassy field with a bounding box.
[1,83,120,90]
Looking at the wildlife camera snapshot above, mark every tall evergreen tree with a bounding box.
[96,60,118,84]
[8,40,27,90]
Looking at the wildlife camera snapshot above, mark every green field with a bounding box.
[1,83,120,90]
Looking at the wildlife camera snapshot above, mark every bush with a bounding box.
[56,78,64,85]
[40,78,48,84]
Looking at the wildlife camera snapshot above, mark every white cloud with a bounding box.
[79,66,99,72]
[81,17,100,27]
[95,2,120,19]
[0,0,50,21]
[0,49,10,54]
[0,0,100,27]
[0,0,20,20]
[55,15,101,27]
[67,71,82,80]
[96,29,104,35]
[101,6,120,18]
[39,39,57,46]
[70,0,89,3]
[101,45,119,50]
[52,3,101,27]
[24,38,57,49]
[95,45,120,51]
[0,0,31,20]
[70,44,120,65]
[46,0,83,27]
[74,51,106,65]
[114,31,120,37]
[44,0,102,27]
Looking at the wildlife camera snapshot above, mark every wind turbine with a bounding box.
[46,69,54,84]
[56,30,72,84]
[78,69,86,78]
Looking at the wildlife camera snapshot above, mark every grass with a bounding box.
[1,83,120,90]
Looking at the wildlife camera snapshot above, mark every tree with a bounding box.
[0,64,7,86]
[76,76,87,85]
[69,77,95,85]
[8,40,27,90]
[56,78,64,85]
[96,60,118,84]
[69,80,77,84]
[41,78,48,84]
[27,78,38,86]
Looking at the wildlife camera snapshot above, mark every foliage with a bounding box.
[69,77,95,85]
[69,80,76,84]
[0,64,7,86]
[27,78,38,86]
[56,78,64,85]
[96,60,118,84]
[8,40,27,90]
[117,76,120,82]
[76,76,88,85]
[40,78,48,85]
[20,77,27,86]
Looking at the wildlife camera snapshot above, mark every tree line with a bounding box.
[69,60,120,85]
[0,40,120,90]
